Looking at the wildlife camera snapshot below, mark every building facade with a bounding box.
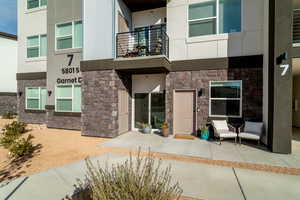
[0,32,18,115]
[17,0,293,154]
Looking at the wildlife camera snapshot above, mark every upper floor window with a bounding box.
[188,0,241,37]
[27,0,47,9]
[209,81,242,117]
[55,21,83,50]
[27,34,47,58]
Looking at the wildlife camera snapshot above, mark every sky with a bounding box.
[0,0,17,35]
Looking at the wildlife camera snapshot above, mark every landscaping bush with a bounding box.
[0,121,33,158]
[8,134,35,158]
[2,112,15,119]
[4,121,27,134]
[72,152,182,200]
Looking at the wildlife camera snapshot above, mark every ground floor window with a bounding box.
[55,85,81,112]
[26,87,47,110]
[134,92,165,129]
[209,81,242,117]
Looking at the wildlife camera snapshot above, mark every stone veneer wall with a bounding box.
[46,110,82,130]
[166,67,263,134]
[17,79,47,124]
[81,70,131,137]
[0,94,17,115]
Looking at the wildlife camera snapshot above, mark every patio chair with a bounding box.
[238,121,264,145]
[211,120,238,144]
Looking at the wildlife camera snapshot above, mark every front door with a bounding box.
[173,91,195,135]
[118,90,129,134]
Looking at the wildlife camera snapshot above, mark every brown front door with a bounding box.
[173,91,195,135]
[118,90,129,134]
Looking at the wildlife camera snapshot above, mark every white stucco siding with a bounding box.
[17,0,47,73]
[167,0,266,60]
[132,7,166,28]
[0,37,17,92]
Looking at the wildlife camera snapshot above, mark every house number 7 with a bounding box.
[280,64,289,76]
[67,54,74,66]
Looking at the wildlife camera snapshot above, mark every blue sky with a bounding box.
[0,0,17,35]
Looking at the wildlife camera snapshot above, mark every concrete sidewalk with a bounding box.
[1,152,300,200]
[101,132,300,169]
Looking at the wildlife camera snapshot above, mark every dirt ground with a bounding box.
[0,118,110,182]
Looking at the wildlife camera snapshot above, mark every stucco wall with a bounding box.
[132,7,166,28]
[167,0,266,60]
[47,0,82,106]
[17,0,47,73]
[0,37,17,92]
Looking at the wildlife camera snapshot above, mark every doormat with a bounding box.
[174,134,195,140]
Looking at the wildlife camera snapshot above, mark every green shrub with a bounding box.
[2,112,15,119]
[73,151,182,200]
[8,134,34,158]
[0,130,21,149]
[4,121,27,134]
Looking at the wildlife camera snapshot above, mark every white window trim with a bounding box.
[26,0,47,10]
[55,20,83,51]
[25,87,46,110]
[187,0,243,38]
[27,34,47,59]
[55,85,81,113]
[209,80,242,118]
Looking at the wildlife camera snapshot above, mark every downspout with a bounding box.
[112,0,116,58]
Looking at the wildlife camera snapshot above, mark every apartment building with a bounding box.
[0,32,17,115]
[17,0,293,154]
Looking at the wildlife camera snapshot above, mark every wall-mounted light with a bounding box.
[18,91,23,97]
[198,88,204,97]
[48,90,52,97]
[276,52,288,65]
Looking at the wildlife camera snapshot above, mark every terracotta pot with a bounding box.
[162,127,169,137]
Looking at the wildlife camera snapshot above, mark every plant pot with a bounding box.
[201,130,210,140]
[143,126,152,134]
[162,127,169,137]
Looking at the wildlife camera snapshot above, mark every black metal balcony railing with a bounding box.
[116,27,169,58]
[294,9,300,44]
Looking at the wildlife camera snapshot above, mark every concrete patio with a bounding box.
[100,131,300,169]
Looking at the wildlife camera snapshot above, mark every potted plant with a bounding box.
[161,122,169,137]
[138,123,152,134]
[200,126,210,140]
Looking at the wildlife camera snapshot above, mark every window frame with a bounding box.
[55,20,83,51]
[27,0,47,10]
[188,0,243,38]
[25,87,47,110]
[209,80,242,118]
[27,34,47,59]
[55,85,81,113]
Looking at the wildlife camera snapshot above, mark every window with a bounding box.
[56,85,81,112]
[27,0,47,9]
[26,87,47,110]
[27,35,47,58]
[56,21,83,50]
[188,0,241,37]
[209,81,242,117]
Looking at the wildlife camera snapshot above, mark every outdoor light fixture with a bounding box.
[198,88,203,97]
[18,91,23,97]
[48,90,52,97]
[276,52,288,65]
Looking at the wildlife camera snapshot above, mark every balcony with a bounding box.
[116,26,169,59]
